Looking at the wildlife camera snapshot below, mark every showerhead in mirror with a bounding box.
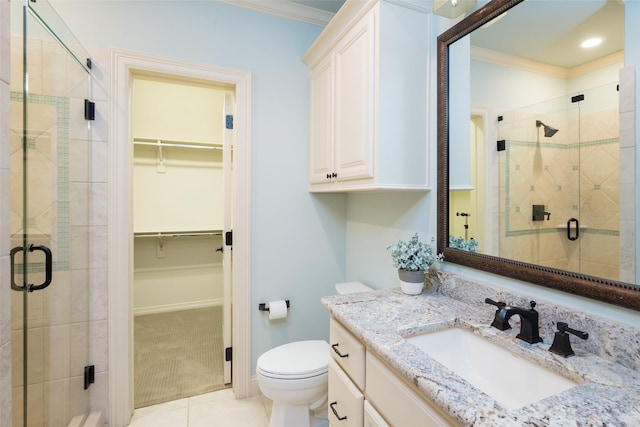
[536,120,559,137]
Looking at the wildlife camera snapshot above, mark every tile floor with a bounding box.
[128,389,272,427]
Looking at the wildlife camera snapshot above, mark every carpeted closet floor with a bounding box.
[134,306,229,408]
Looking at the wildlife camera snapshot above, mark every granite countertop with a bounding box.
[321,288,640,426]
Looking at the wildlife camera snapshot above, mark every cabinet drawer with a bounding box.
[366,353,458,427]
[328,359,364,427]
[330,319,366,389]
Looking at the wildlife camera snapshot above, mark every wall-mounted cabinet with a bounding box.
[303,0,431,192]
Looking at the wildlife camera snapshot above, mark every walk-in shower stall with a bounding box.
[497,82,626,282]
[9,1,104,425]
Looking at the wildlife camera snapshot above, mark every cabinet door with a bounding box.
[333,10,375,182]
[366,353,457,427]
[329,359,364,427]
[364,401,390,427]
[330,319,366,390]
[309,54,335,184]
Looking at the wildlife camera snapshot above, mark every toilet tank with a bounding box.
[335,281,373,295]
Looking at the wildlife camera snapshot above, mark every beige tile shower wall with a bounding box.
[499,103,622,282]
[1,1,13,425]
[619,66,636,283]
[579,107,620,280]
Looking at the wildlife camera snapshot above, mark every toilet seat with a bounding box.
[257,340,328,379]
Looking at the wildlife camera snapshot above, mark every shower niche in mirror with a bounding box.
[437,0,640,310]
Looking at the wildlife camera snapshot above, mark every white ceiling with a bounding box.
[471,0,624,69]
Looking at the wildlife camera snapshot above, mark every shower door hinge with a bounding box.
[571,94,585,103]
[225,231,233,247]
[497,140,506,152]
[225,347,232,362]
[84,100,95,121]
[226,115,233,130]
[84,365,95,390]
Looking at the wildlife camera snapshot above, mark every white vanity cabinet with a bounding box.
[303,0,431,192]
[328,318,458,427]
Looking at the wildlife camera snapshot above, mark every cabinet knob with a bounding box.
[326,173,331,179]
[332,172,337,178]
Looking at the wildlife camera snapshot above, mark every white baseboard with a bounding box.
[134,298,223,316]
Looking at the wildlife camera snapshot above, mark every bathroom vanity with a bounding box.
[322,271,640,426]
[329,318,456,426]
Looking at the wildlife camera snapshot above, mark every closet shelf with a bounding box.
[134,230,223,238]
[133,138,223,151]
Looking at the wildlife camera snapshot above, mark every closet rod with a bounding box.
[133,139,223,151]
[134,231,223,238]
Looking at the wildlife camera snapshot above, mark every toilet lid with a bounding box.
[258,340,328,378]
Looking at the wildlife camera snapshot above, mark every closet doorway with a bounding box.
[130,72,234,408]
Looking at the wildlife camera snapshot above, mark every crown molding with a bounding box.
[471,46,569,78]
[471,46,624,80]
[215,0,336,26]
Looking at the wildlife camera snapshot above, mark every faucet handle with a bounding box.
[549,322,588,357]
[484,298,511,331]
[557,322,589,340]
[484,298,506,309]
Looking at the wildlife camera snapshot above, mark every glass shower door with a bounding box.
[498,82,621,281]
[10,1,94,425]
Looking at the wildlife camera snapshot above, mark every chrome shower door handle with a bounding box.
[567,218,579,241]
[10,245,53,292]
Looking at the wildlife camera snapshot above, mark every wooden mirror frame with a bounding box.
[436,0,640,311]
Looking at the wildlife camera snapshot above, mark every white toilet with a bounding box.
[256,281,373,427]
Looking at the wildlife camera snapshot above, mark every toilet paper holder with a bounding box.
[259,300,290,312]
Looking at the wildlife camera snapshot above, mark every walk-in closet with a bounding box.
[131,74,233,408]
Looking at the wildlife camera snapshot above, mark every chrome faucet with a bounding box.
[496,301,543,344]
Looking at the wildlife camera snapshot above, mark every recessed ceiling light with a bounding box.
[581,37,603,48]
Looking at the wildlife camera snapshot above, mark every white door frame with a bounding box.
[108,49,252,426]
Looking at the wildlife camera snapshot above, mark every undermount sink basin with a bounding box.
[406,327,578,410]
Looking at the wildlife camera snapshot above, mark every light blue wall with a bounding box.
[49,0,346,374]
[345,192,434,289]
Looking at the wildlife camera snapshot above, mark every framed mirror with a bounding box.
[437,0,640,311]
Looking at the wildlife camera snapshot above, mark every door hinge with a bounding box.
[497,140,506,151]
[225,347,232,362]
[84,365,95,390]
[226,115,233,130]
[84,99,95,121]
[571,94,584,103]
[225,231,233,246]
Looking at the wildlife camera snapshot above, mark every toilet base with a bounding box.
[269,403,328,427]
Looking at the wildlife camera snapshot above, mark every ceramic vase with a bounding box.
[398,269,425,295]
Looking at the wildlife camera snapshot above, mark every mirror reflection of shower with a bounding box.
[457,212,470,240]
[536,120,559,137]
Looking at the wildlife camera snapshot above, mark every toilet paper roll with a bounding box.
[268,300,288,320]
